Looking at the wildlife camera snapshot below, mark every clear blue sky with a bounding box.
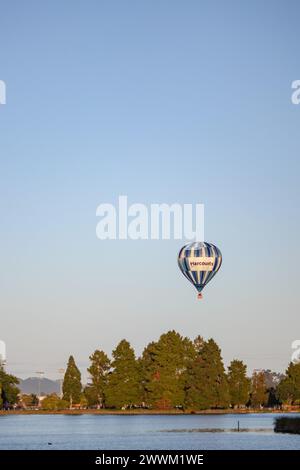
[1,1,299,379]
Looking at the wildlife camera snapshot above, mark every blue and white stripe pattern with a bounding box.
[178,242,222,293]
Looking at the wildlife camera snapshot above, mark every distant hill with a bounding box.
[18,377,60,395]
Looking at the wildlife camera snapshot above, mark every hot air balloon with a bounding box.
[178,242,222,299]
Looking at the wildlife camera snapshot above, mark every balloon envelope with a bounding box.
[178,242,222,294]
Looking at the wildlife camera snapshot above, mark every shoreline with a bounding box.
[1,409,298,416]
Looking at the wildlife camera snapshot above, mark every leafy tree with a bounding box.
[250,371,268,407]
[62,356,82,408]
[21,394,39,408]
[0,366,20,408]
[227,360,250,408]
[140,331,195,408]
[42,394,68,410]
[139,341,158,405]
[106,340,140,408]
[185,338,230,410]
[87,350,110,408]
[277,362,300,405]
[84,384,100,407]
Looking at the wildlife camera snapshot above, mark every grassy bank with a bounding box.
[274,417,300,434]
[0,408,296,416]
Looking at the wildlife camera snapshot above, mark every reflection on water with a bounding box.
[162,428,272,433]
[0,413,300,450]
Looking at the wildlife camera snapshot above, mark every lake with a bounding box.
[0,413,300,450]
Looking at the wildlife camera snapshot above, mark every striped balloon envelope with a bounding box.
[178,242,222,298]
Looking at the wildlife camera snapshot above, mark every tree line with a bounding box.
[2,330,300,410]
[58,331,300,410]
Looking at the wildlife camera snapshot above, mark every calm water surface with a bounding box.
[0,413,300,450]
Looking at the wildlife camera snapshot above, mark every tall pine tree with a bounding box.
[140,331,195,408]
[86,350,110,408]
[63,355,82,408]
[106,340,140,408]
[227,360,250,408]
[185,338,229,410]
